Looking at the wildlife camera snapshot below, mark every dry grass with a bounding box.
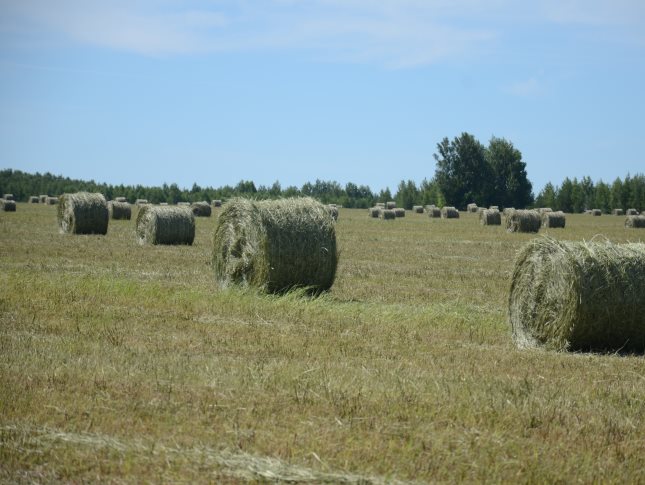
[1,203,645,483]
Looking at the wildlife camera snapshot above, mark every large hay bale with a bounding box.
[538,207,552,214]
[413,205,424,214]
[394,208,406,218]
[503,207,515,216]
[58,192,108,235]
[380,209,396,220]
[45,196,58,205]
[612,208,624,216]
[479,208,501,225]
[625,215,645,228]
[191,201,212,217]
[368,207,380,218]
[509,237,645,352]
[467,203,478,213]
[505,209,540,233]
[212,197,337,293]
[376,202,385,209]
[591,209,602,216]
[135,199,149,206]
[542,211,566,228]
[39,195,48,203]
[489,205,499,211]
[0,199,16,212]
[114,196,127,203]
[3,194,14,201]
[626,208,639,216]
[386,201,396,210]
[427,207,441,218]
[108,201,132,220]
[28,196,39,203]
[441,206,459,219]
[327,205,339,221]
[136,205,195,245]
[212,199,222,207]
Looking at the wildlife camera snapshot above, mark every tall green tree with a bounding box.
[395,180,420,210]
[535,182,557,209]
[486,137,533,208]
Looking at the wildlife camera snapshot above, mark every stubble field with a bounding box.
[1,203,644,483]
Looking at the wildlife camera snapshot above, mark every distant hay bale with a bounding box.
[159,202,168,206]
[28,196,39,203]
[427,207,441,218]
[3,194,14,201]
[625,215,645,228]
[626,208,639,216]
[39,195,48,203]
[376,202,385,209]
[612,208,624,216]
[467,203,478,213]
[489,205,499,211]
[212,197,337,293]
[509,237,645,352]
[191,201,212,217]
[135,199,149,206]
[212,199,222,207]
[394,208,406,218]
[108,201,132,220]
[424,204,436,211]
[58,192,108,235]
[441,206,459,219]
[114,196,127,203]
[380,209,396,220]
[177,201,190,206]
[368,207,380,218]
[45,196,58,205]
[327,205,339,221]
[591,209,602,216]
[136,205,195,245]
[0,199,16,212]
[386,201,396,209]
[479,208,501,226]
[503,207,515,216]
[538,207,553,214]
[505,209,540,233]
[542,210,566,228]
[413,205,424,214]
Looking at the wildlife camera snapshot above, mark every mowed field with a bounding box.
[1,203,644,483]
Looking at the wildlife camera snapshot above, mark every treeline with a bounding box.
[534,174,645,212]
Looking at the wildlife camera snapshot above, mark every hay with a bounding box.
[3,194,14,201]
[58,192,108,235]
[108,201,132,220]
[538,207,552,214]
[135,199,149,206]
[159,202,168,206]
[479,208,501,225]
[441,206,459,219]
[114,196,127,203]
[542,211,566,229]
[509,237,645,352]
[503,207,515,216]
[591,209,602,216]
[327,205,339,221]
[28,196,39,203]
[212,197,337,293]
[368,207,380,218]
[212,200,222,207]
[489,205,499,211]
[39,195,48,203]
[0,199,16,211]
[394,208,406,218]
[505,209,541,233]
[45,196,58,205]
[191,201,212,217]
[136,205,195,245]
[626,208,639,216]
[386,201,396,209]
[612,209,624,216]
[376,203,385,209]
[380,209,396,220]
[467,203,478,213]
[625,215,645,228]
[427,207,441,218]
[413,205,424,214]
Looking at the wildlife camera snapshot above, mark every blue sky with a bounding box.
[1,1,644,194]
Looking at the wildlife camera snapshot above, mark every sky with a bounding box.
[1,0,644,194]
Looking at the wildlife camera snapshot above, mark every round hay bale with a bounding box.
[538,207,553,214]
[45,196,58,205]
[326,205,339,221]
[591,209,602,216]
[28,196,39,203]
[39,195,48,203]
[505,209,540,233]
[159,202,169,206]
[467,203,478,213]
[114,196,127,203]
[58,192,108,235]
[441,206,459,219]
[212,197,337,293]
[136,205,195,245]
[3,194,14,201]
[625,215,645,228]
[626,208,639,216]
[212,199,223,207]
[509,237,645,352]
[427,207,441,218]
[108,201,132,220]
[479,208,501,226]
[368,207,380,218]
[413,205,424,214]
[386,201,396,210]
[542,211,566,229]
[612,208,624,216]
[380,209,396,220]
[503,207,515,216]
[489,205,499,211]
[135,199,149,206]
[376,203,385,209]
[191,201,212,217]
[394,208,406,218]
[0,199,17,211]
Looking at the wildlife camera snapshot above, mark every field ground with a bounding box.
[1,204,644,483]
